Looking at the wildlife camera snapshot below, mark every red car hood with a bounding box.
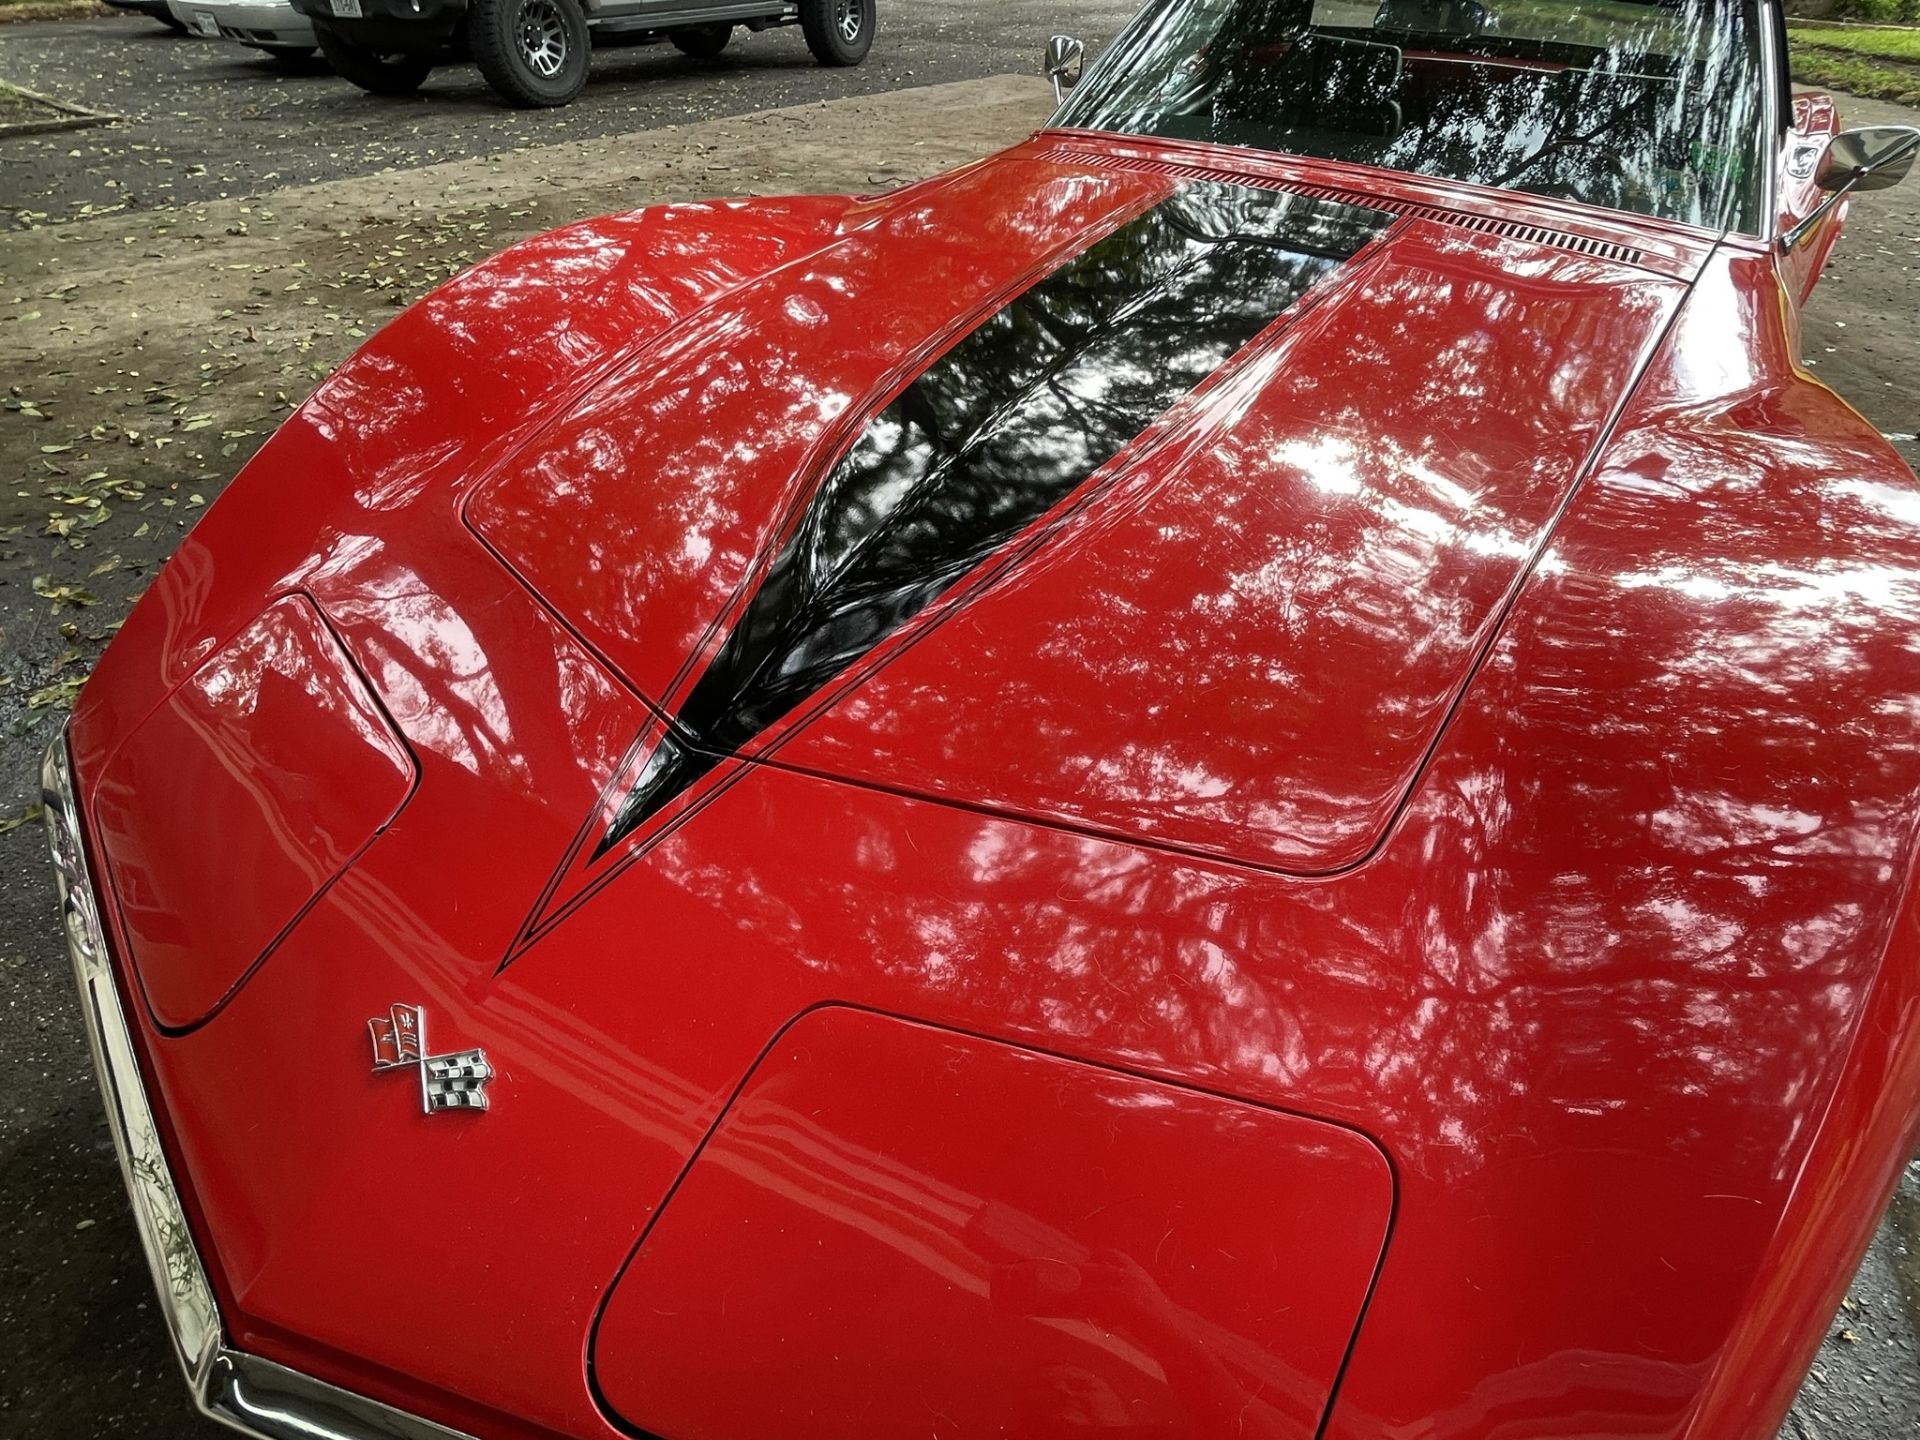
[68,142,1749,1440]
[462,153,1681,948]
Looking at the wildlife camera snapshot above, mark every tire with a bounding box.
[315,26,434,95]
[798,0,873,66]
[467,0,588,108]
[669,22,731,58]
[261,44,320,70]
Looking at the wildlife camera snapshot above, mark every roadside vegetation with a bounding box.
[1814,0,1920,21]
[1797,23,1920,59]
[0,0,112,22]
[1789,11,1920,106]
[1793,45,1920,104]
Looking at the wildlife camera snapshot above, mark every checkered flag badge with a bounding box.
[424,1049,494,1112]
[369,1003,423,1071]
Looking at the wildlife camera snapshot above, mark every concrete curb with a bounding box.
[0,79,122,138]
[0,109,114,136]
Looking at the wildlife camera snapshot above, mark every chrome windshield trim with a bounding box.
[1758,0,1783,243]
[41,731,479,1440]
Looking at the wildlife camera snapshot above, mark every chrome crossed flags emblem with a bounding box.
[369,1003,494,1114]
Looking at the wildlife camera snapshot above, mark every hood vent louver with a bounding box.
[1036,145,1655,272]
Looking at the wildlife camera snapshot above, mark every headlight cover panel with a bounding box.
[88,594,416,1031]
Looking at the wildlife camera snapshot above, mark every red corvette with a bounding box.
[41,0,1920,1436]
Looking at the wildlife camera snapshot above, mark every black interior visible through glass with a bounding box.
[1056,0,1767,234]
[598,182,1392,853]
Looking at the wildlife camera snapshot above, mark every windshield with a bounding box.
[1056,0,1768,234]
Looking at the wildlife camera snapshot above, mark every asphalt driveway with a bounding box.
[0,0,1136,224]
[1,6,1918,1438]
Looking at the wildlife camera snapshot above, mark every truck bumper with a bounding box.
[288,0,464,46]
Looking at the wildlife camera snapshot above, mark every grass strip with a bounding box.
[1793,24,1920,62]
[1790,40,1920,106]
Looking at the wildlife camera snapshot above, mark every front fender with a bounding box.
[69,194,856,783]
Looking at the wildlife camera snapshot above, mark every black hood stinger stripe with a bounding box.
[596,180,1393,857]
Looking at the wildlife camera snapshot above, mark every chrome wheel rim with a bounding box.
[518,0,567,77]
[834,0,862,43]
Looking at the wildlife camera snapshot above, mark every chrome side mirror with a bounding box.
[1782,125,1920,250]
[1819,124,1920,194]
[1045,34,1085,103]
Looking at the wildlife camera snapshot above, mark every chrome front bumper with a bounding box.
[165,0,316,43]
[42,735,478,1440]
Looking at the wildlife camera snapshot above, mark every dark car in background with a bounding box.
[285,0,875,106]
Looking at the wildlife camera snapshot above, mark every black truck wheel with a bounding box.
[468,0,589,107]
[798,0,873,65]
[670,22,732,57]
[315,26,435,94]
